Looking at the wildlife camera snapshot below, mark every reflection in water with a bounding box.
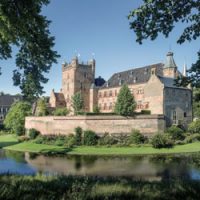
[0,149,200,180]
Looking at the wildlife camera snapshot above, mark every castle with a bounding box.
[49,52,192,128]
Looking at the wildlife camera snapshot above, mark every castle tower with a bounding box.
[163,52,178,78]
[62,57,96,112]
[183,62,187,77]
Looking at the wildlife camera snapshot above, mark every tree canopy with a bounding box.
[114,84,136,116]
[0,0,59,101]
[72,92,84,115]
[128,0,200,87]
[4,101,32,135]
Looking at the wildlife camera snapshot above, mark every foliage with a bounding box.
[74,127,82,145]
[193,88,200,118]
[184,133,200,144]
[18,136,30,142]
[151,134,174,149]
[114,84,136,116]
[83,130,98,146]
[141,110,151,115]
[0,0,60,101]
[128,0,200,87]
[188,120,200,134]
[72,92,84,115]
[129,129,145,144]
[1,175,200,200]
[4,101,32,136]
[53,108,69,116]
[93,105,100,114]
[28,129,40,140]
[36,98,49,116]
[166,126,185,140]
[98,133,118,146]
[33,134,76,148]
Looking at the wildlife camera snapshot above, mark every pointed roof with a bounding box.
[164,52,177,68]
[183,62,187,77]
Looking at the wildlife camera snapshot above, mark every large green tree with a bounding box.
[72,92,84,115]
[4,101,32,135]
[0,0,59,101]
[114,84,136,116]
[128,0,200,86]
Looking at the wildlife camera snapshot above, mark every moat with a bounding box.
[0,149,200,180]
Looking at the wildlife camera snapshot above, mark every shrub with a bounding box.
[98,133,118,146]
[75,127,82,145]
[53,108,69,116]
[184,133,200,143]
[18,136,30,142]
[166,126,185,140]
[151,133,174,149]
[129,129,145,144]
[64,134,76,148]
[141,110,151,115]
[188,120,200,134]
[28,129,40,139]
[93,105,100,114]
[83,130,98,146]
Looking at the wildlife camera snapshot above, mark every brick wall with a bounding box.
[25,115,165,136]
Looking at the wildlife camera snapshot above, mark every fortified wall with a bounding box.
[25,115,165,136]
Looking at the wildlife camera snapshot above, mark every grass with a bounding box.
[3,140,200,155]
[0,134,19,148]
[68,142,200,155]
[0,175,200,200]
[4,142,69,154]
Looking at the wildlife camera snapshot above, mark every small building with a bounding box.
[0,94,22,125]
[49,52,192,128]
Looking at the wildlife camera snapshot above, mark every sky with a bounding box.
[0,0,200,95]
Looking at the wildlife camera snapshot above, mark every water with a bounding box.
[0,149,200,180]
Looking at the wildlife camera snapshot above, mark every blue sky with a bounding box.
[0,0,200,95]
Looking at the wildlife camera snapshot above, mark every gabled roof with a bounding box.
[0,95,22,106]
[54,92,65,102]
[101,63,164,89]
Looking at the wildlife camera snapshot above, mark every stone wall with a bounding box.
[25,115,165,136]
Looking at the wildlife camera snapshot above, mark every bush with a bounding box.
[75,127,82,145]
[151,133,174,149]
[129,129,145,144]
[18,136,30,142]
[83,130,98,146]
[98,133,118,146]
[166,126,185,140]
[188,120,200,134]
[53,108,69,116]
[141,110,151,115]
[28,129,40,139]
[64,134,76,148]
[93,105,100,114]
[184,133,200,143]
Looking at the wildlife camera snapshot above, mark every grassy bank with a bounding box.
[0,175,200,200]
[3,141,200,155]
[4,142,69,154]
[0,134,18,148]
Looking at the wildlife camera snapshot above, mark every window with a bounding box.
[104,91,107,97]
[109,102,112,110]
[184,112,187,118]
[172,110,177,124]
[115,90,117,96]
[103,103,107,110]
[99,104,102,110]
[99,92,102,98]
[109,90,112,97]
[84,72,87,78]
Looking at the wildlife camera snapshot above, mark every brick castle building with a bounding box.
[49,52,192,127]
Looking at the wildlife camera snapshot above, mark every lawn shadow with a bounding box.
[0,141,19,148]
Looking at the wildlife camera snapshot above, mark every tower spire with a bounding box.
[183,62,187,77]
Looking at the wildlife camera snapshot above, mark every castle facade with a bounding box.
[49,52,192,128]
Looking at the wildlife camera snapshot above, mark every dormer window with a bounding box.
[106,82,109,87]
[144,68,148,74]
[119,79,123,86]
[133,77,137,83]
[118,74,121,79]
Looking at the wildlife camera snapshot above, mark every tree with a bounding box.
[36,98,48,116]
[0,0,59,101]
[4,101,32,135]
[114,84,136,116]
[128,0,200,87]
[53,108,69,116]
[193,88,200,118]
[72,92,84,115]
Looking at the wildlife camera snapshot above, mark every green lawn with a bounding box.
[0,134,19,148]
[4,142,69,154]
[3,141,200,155]
[68,143,200,155]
